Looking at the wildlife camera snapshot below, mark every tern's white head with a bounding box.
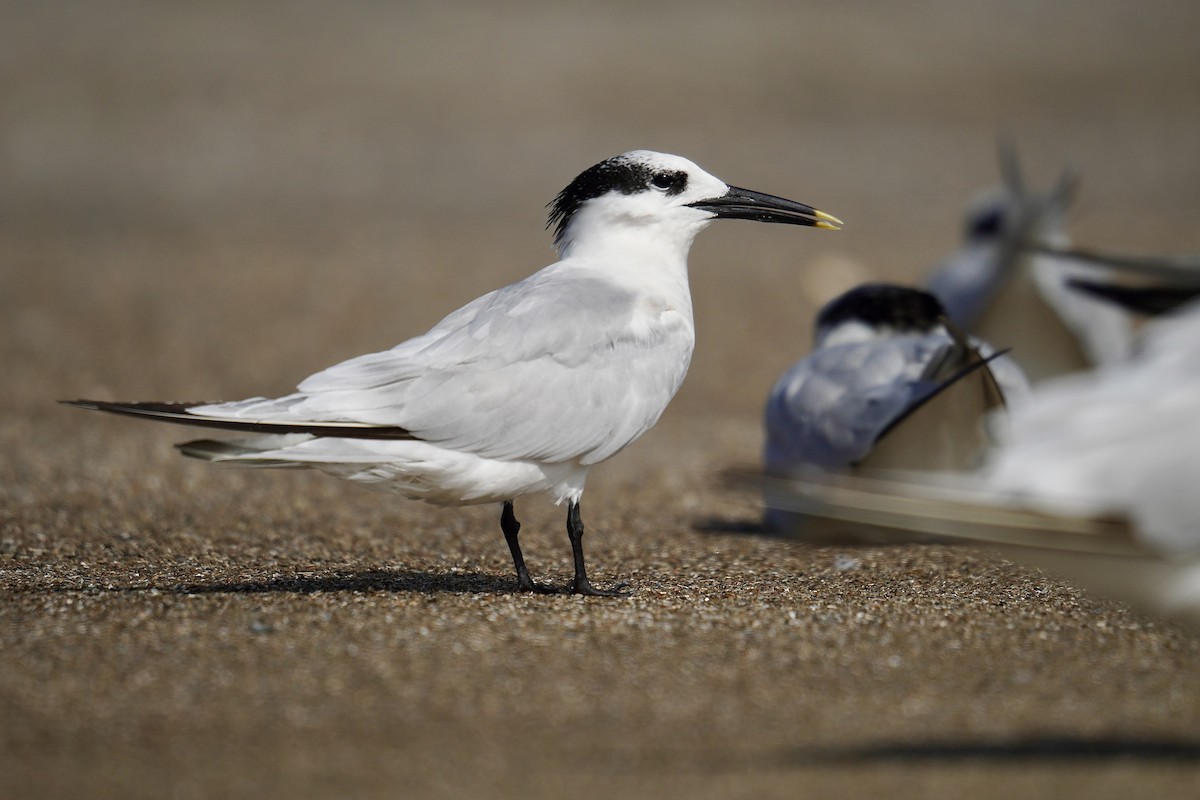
[958,159,1076,249]
[547,150,839,260]
[814,283,949,348]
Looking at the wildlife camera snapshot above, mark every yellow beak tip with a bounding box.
[814,210,844,230]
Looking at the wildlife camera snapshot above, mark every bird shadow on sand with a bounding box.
[692,516,771,536]
[168,570,521,596]
[611,736,1200,774]
[774,736,1200,765]
[35,570,526,596]
[693,515,955,548]
[692,516,872,546]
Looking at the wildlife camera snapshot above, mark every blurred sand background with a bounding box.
[3,1,1200,797]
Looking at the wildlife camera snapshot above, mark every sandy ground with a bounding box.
[4,2,1200,797]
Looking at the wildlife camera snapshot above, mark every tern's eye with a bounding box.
[649,170,687,194]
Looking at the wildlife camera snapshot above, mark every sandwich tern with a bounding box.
[66,150,840,595]
[762,283,1028,533]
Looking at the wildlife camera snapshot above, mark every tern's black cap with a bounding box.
[547,153,688,245]
[816,283,947,336]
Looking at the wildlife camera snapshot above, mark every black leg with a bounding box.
[565,500,629,597]
[500,500,556,594]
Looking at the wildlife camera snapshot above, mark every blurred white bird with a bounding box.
[925,143,1133,380]
[981,299,1200,553]
[762,283,1028,534]
[65,150,840,595]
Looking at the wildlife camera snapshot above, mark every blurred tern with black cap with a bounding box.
[925,141,1132,380]
[762,283,1028,535]
[65,150,840,595]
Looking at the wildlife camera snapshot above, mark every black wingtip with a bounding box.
[61,398,418,440]
[60,399,213,415]
[1066,279,1200,316]
[60,398,102,409]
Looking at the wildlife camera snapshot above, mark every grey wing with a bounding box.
[199,268,693,464]
[763,338,940,472]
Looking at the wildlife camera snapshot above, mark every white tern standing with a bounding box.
[67,150,840,595]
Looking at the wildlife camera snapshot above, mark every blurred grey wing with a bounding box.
[763,351,922,473]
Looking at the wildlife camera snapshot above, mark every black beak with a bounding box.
[687,185,842,229]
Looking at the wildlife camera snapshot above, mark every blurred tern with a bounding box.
[759,292,1200,623]
[762,283,1028,533]
[925,142,1132,380]
[65,150,840,595]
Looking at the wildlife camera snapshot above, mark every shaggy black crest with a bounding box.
[546,154,689,245]
[816,283,947,335]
